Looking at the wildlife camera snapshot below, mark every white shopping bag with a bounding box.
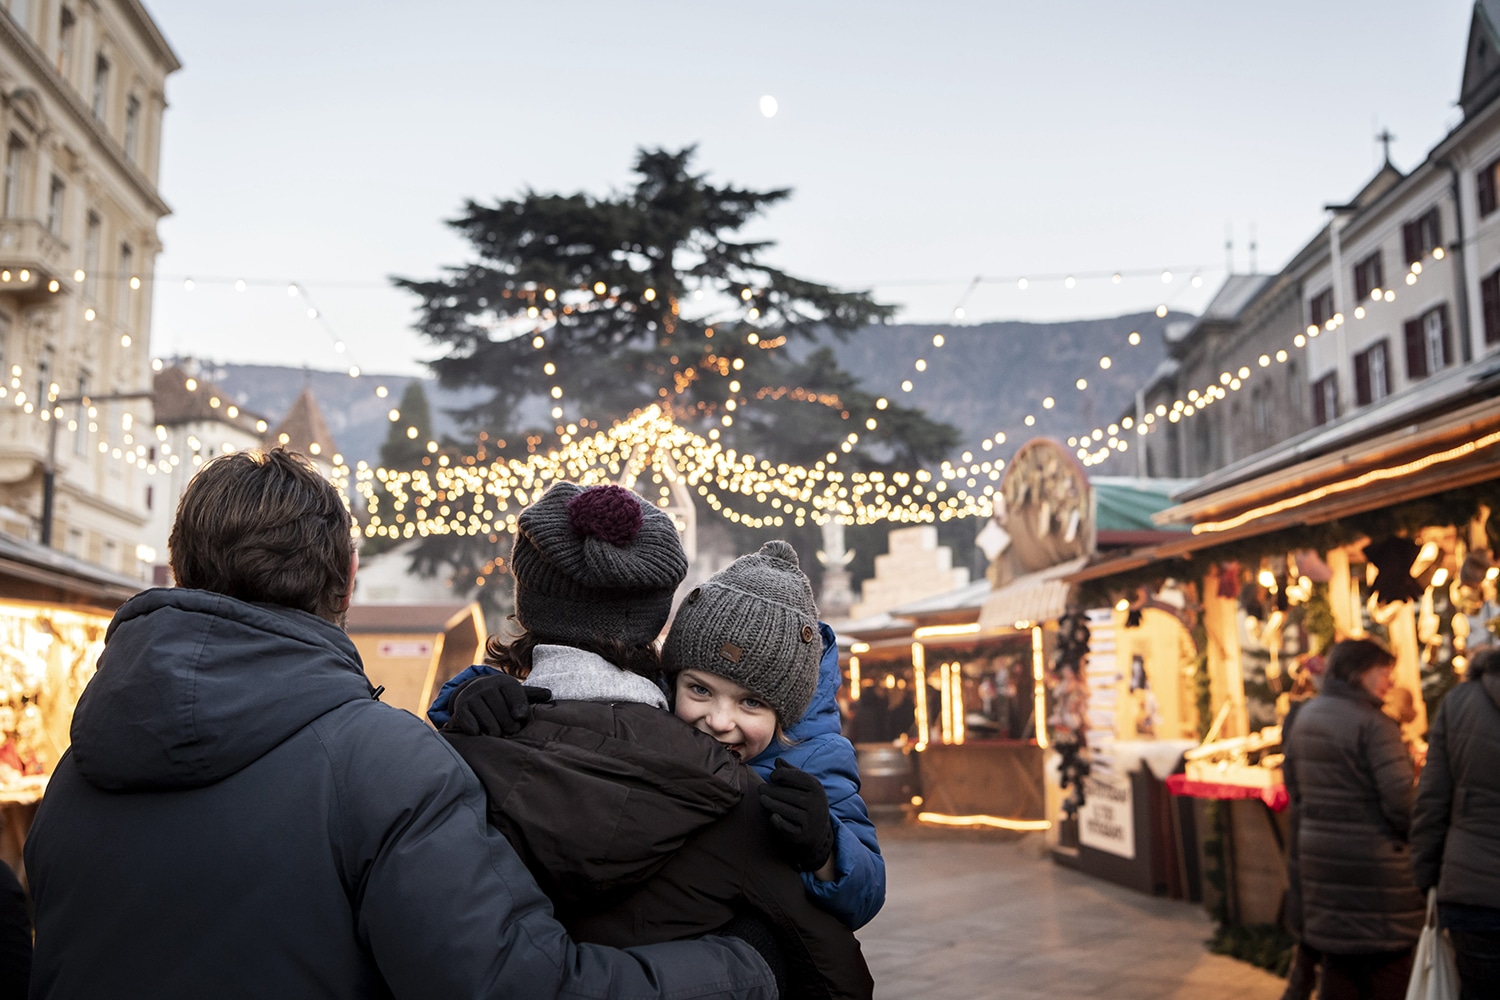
[1406,888,1459,1000]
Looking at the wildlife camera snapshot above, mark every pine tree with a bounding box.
[390,147,959,603]
[395,146,957,472]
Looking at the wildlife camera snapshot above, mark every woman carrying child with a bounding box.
[434,482,872,1000]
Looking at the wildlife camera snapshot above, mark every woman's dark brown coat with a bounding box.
[446,700,873,1000]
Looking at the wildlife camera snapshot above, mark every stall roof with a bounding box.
[346,602,479,635]
[1092,477,1195,534]
[976,555,1089,631]
[1163,356,1500,513]
[889,578,991,618]
[0,533,143,609]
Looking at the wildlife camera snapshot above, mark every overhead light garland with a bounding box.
[1075,246,1447,468]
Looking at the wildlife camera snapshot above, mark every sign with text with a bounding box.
[377,640,432,659]
[1077,772,1135,859]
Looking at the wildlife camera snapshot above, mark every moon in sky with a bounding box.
[759,95,778,118]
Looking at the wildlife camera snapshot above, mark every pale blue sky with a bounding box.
[145,1,1472,375]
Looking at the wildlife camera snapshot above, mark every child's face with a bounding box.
[673,669,777,761]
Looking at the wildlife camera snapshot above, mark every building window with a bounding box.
[55,7,75,78]
[1308,286,1335,329]
[1402,208,1442,264]
[1353,340,1390,407]
[47,174,64,235]
[118,242,133,322]
[36,345,52,405]
[92,53,109,121]
[1312,372,1338,426]
[1484,267,1500,345]
[1353,251,1384,302]
[74,372,89,454]
[84,211,100,299]
[124,96,140,164]
[1403,305,1452,380]
[1252,384,1271,435]
[2,135,23,217]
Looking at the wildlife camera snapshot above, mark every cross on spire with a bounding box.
[1377,127,1396,165]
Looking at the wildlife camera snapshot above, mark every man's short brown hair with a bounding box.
[1326,637,1396,683]
[169,449,353,621]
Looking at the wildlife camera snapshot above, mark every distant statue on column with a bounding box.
[817,518,854,620]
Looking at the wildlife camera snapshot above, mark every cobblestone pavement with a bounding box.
[855,821,1286,1000]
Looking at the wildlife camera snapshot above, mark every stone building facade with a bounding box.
[1125,1,1500,482]
[0,0,178,577]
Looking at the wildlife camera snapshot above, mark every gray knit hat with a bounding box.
[511,482,689,647]
[662,540,821,728]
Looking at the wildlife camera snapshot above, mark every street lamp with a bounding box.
[40,390,154,548]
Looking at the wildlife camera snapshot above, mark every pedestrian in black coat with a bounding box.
[1411,646,1500,999]
[0,860,29,1000]
[1283,637,1424,1000]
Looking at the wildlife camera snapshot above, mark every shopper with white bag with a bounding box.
[1411,647,1500,999]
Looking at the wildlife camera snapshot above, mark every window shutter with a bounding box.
[1312,381,1326,425]
[1481,162,1498,217]
[1427,209,1444,252]
[1403,222,1420,264]
[1438,304,1453,368]
[1404,318,1427,379]
[1372,252,1383,291]
[1486,271,1500,345]
[1354,351,1371,406]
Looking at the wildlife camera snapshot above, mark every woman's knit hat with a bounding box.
[511,482,688,647]
[662,540,821,728]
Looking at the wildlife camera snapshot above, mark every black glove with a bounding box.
[447,673,551,737]
[757,758,834,873]
[717,911,786,999]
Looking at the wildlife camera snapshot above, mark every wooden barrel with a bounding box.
[856,743,919,810]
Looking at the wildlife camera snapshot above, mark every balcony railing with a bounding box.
[0,218,72,300]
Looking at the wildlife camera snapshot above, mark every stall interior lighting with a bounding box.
[917,812,1052,832]
[912,642,930,751]
[937,661,965,746]
[1193,429,1500,535]
[1031,626,1049,750]
[849,655,862,699]
[913,623,982,640]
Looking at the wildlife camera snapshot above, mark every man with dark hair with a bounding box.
[25,449,776,999]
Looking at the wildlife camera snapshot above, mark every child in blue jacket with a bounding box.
[661,541,886,931]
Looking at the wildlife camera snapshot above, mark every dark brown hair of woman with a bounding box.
[481,625,663,681]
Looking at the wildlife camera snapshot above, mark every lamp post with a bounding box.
[40,390,154,548]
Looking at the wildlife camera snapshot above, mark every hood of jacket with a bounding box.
[1318,673,1384,711]
[783,623,842,744]
[1482,670,1500,714]
[71,588,376,792]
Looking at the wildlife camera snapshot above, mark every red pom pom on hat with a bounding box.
[566,485,644,547]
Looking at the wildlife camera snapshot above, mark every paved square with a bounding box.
[856,822,1285,1000]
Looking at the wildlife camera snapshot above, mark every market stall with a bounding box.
[1067,395,1500,930]
[841,439,1197,845]
[345,602,486,720]
[0,532,141,882]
